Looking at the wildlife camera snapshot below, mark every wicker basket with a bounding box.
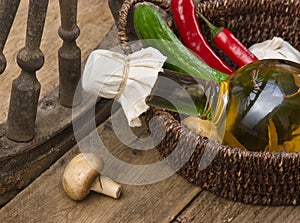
[116,0,300,205]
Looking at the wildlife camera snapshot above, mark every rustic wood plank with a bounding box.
[174,190,300,223]
[0,109,202,222]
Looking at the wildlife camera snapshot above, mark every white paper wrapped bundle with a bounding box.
[82,47,167,127]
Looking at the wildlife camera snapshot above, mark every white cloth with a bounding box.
[249,37,300,63]
[82,47,167,127]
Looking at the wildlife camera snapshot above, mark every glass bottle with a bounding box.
[146,59,300,152]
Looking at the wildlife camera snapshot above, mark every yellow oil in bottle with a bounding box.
[220,59,300,152]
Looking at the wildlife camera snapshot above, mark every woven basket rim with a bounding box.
[162,109,300,157]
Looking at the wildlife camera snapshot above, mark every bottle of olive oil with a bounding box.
[147,59,300,152]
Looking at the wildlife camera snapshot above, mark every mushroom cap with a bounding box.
[62,153,104,201]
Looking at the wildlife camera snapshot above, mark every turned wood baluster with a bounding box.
[6,0,49,142]
[58,0,81,107]
[0,0,21,74]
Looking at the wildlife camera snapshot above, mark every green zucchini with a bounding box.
[133,4,229,83]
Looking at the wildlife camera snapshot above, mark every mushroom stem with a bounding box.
[90,175,122,199]
[62,153,123,201]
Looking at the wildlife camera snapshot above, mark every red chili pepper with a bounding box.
[171,0,235,74]
[198,13,258,68]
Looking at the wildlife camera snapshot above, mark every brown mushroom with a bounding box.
[62,153,122,201]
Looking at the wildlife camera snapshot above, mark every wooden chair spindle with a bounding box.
[58,0,81,107]
[6,0,49,142]
[0,0,21,74]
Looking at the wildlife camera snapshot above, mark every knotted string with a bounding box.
[114,52,154,100]
[115,55,130,100]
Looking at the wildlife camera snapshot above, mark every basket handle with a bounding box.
[117,0,170,54]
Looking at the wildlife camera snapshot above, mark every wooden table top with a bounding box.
[1,108,300,223]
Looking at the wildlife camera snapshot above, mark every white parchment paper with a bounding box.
[82,47,167,127]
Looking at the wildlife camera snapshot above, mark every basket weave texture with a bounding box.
[117,0,300,205]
